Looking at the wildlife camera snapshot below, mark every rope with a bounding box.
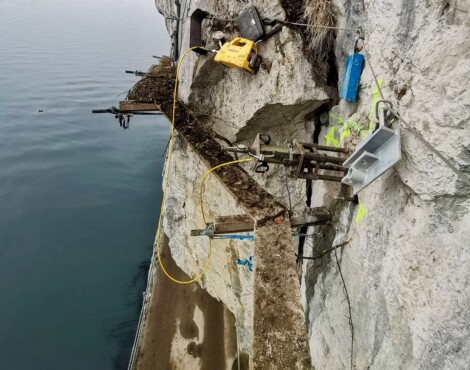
[156,47,252,284]
[166,13,359,32]
[206,15,360,32]
[156,47,201,284]
[334,246,354,370]
[236,326,241,370]
[362,45,384,100]
[200,158,252,224]
[279,20,359,32]
[363,44,465,179]
[295,238,351,260]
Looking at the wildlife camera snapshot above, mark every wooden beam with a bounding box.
[214,215,254,234]
[127,59,312,369]
[119,102,161,112]
[252,220,312,369]
[124,59,285,221]
[189,208,331,235]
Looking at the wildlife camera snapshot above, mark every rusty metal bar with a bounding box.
[296,173,344,182]
[191,208,332,236]
[300,142,349,153]
[315,163,345,172]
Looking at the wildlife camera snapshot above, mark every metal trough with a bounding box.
[342,101,401,194]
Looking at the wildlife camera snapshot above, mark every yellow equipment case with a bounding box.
[214,37,261,74]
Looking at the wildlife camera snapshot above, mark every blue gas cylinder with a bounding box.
[339,53,364,102]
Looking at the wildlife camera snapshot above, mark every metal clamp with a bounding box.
[342,100,401,194]
[354,37,364,53]
[250,152,273,174]
[254,161,269,173]
[116,113,131,129]
[248,132,274,175]
[375,100,396,128]
[249,152,275,161]
[287,143,294,164]
[203,224,215,238]
[191,223,215,237]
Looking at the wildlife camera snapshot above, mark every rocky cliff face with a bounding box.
[153,0,470,368]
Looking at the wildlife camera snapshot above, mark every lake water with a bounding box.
[0,0,170,368]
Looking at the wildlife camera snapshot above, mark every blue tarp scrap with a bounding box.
[339,37,365,102]
[339,53,365,102]
[215,235,254,241]
[235,256,253,272]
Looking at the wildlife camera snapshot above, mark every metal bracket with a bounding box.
[250,133,274,172]
[224,133,345,182]
[254,161,269,173]
[342,101,401,194]
[287,143,294,164]
[292,140,306,179]
[191,223,214,238]
[190,9,210,55]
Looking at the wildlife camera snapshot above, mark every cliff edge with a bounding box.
[134,0,470,369]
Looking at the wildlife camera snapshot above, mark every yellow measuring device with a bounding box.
[214,37,261,74]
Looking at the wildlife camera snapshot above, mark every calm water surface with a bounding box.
[0,0,170,368]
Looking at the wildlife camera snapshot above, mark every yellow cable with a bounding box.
[199,158,252,224]
[156,47,252,284]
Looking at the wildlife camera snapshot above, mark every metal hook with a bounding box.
[375,99,394,125]
[255,161,269,174]
[354,36,365,53]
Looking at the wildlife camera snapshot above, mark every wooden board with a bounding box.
[209,208,331,234]
[119,102,161,112]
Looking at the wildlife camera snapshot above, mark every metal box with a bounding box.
[190,9,209,55]
[214,38,259,73]
[339,53,364,102]
[237,6,264,41]
[341,108,401,194]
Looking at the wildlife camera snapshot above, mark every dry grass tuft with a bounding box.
[302,0,337,59]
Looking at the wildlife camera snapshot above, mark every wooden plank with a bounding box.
[119,102,161,112]
[210,208,331,234]
[214,215,253,233]
[291,214,331,227]
[125,61,285,221]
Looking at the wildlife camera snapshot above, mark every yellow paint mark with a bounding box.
[349,119,364,132]
[355,204,366,225]
[341,118,366,142]
[324,127,339,148]
[340,124,351,142]
[367,79,383,131]
[328,112,344,126]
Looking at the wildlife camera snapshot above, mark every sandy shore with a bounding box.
[135,241,236,370]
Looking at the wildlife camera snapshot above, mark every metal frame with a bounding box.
[342,102,401,194]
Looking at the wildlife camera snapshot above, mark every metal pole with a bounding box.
[257,145,344,164]
[315,163,345,172]
[297,173,344,182]
[299,142,349,153]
